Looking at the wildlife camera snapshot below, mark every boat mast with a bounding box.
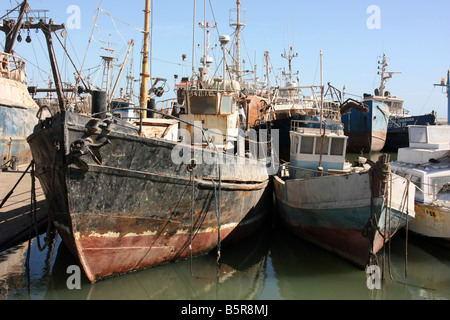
[2,1,28,54]
[99,36,116,101]
[139,0,151,118]
[377,54,401,97]
[41,20,66,111]
[320,50,324,135]
[264,51,271,104]
[281,47,298,85]
[198,0,216,81]
[230,0,246,84]
[434,70,450,124]
[110,39,134,103]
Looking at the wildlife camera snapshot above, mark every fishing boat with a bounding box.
[390,73,450,246]
[385,111,437,151]
[341,55,394,153]
[0,2,40,169]
[262,49,344,162]
[375,54,438,151]
[27,1,274,282]
[391,125,449,246]
[274,117,416,268]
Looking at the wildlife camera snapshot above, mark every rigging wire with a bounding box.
[98,8,145,33]
[76,0,103,89]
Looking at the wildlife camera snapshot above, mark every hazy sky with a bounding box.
[3,0,449,119]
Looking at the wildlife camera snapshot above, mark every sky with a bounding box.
[2,0,449,120]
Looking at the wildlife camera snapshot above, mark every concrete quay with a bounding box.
[0,166,49,252]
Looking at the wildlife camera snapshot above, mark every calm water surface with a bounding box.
[1,218,449,300]
[1,152,449,301]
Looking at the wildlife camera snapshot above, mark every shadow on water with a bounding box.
[1,213,450,300]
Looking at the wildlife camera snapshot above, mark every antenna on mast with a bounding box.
[376,54,401,97]
[434,70,450,124]
[198,20,217,81]
[281,46,299,85]
[229,0,247,84]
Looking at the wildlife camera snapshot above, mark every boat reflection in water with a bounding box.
[269,225,450,300]
[2,222,450,300]
[44,224,270,300]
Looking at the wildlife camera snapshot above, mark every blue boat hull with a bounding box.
[342,101,389,153]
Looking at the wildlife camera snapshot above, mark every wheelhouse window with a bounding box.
[410,175,423,197]
[300,136,314,154]
[292,136,300,154]
[315,136,330,155]
[330,137,345,156]
[189,96,217,115]
[220,96,234,114]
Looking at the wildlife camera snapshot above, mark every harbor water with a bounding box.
[1,153,449,301]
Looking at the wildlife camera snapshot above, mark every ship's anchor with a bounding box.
[68,137,110,172]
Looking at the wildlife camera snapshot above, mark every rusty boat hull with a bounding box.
[27,112,271,282]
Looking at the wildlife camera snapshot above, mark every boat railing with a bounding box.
[154,98,178,119]
[91,106,276,154]
[291,119,344,135]
[0,52,26,83]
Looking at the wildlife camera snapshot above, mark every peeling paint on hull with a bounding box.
[0,78,39,166]
[276,200,411,268]
[410,203,450,245]
[345,130,387,153]
[274,170,415,268]
[28,112,272,282]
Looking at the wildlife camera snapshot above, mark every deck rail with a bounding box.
[0,52,26,83]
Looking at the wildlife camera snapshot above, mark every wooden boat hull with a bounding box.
[27,112,271,282]
[274,170,415,268]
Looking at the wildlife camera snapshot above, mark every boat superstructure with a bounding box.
[274,117,415,267]
[391,125,450,244]
[0,2,41,169]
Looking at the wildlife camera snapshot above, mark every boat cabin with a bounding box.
[111,99,139,122]
[179,78,242,151]
[390,125,450,204]
[363,93,404,116]
[289,120,349,179]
